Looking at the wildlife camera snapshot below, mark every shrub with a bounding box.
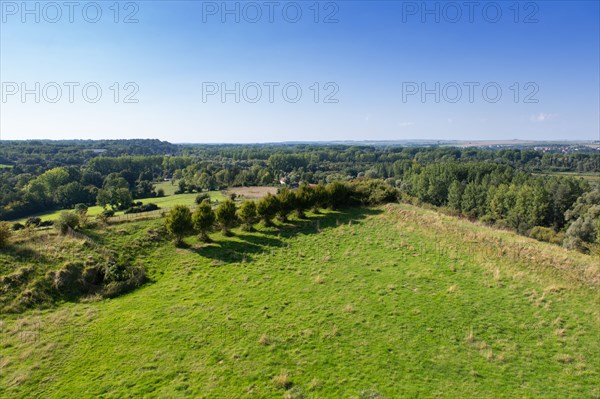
[215,199,238,235]
[11,222,25,231]
[165,205,193,245]
[39,220,54,228]
[0,222,11,246]
[195,193,211,205]
[238,200,258,231]
[326,181,353,209]
[25,217,41,227]
[74,203,88,214]
[276,187,296,222]
[124,203,160,214]
[55,211,80,235]
[257,193,279,226]
[529,226,563,245]
[193,200,216,242]
[156,188,165,197]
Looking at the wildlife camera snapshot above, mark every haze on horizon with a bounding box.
[1,1,599,143]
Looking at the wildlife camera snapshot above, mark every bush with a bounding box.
[193,200,216,242]
[39,220,54,228]
[165,205,193,245]
[529,226,563,245]
[25,217,41,227]
[257,193,279,226]
[124,203,160,214]
[215,199,238,234]
[156,188,165,197]
[11,222,25,231]
[195,193,211,205]
[74,203,88,214]
[0,222,11,246]
[238,200,257,231]
[55,211,80,235]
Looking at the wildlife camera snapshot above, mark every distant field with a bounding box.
[10,185,279,223]
[227,186,278,199]
[0,164,14,169]
[1,204,598,398]
[13,189,227,223]
[154,180,179,196]
[535,172,600,183]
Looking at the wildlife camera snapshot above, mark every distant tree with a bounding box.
[257,194,279,226]
[97,187,133,210]
[156,188,165,197]
[25,217,42,228]
[165,205,193,245]
[238,200,258,231]
[134,180,155,199]
[447,180,463,211]
[74,203,88,215]
[195,193,211,205]
[193,200,216,242]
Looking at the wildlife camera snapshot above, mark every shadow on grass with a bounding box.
[191,207,382,264]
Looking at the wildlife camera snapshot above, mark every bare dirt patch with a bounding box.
[226,186,278,200]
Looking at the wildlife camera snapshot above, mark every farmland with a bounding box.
[14,189,228,223]
[1,204,598,398]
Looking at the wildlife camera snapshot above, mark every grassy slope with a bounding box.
[1,204,598,398]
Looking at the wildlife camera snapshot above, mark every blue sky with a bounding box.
[1,0,599,142]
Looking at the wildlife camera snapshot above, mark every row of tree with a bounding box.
[164,180,397,245]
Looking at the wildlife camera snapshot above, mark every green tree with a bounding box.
[276,187,296,222]
[257,193,279,226]
[165,205,193,245]
[447,180,463,211]
[238,200,258,231]
[193,200,216,242]
[295,184,315,218]
[215,199,238,235]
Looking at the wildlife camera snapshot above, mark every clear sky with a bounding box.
[1,0,599,142]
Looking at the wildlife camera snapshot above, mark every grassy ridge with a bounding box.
[1,204,598,398]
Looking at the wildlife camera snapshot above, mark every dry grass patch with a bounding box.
[273,372,292,389]
[556,354,575,364]
[258,334,271,346]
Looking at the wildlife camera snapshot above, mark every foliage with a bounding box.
[55,211,80,235]
[215,200,238,234]
[195,192,211,205]
[165,205,193,245]
[193,200,216,241]
[237,200,258,231]
[257,193,279,226]
[0,222,10,246]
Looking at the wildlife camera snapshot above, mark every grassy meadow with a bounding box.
[1,204,599,398]
[14,188,226,223]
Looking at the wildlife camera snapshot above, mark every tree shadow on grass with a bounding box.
[191,207,382,264]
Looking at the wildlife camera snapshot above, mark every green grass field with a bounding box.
[535,171,600,183]
[0,164,14,169]
[1,204,598,398]
[13,189,226,223]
